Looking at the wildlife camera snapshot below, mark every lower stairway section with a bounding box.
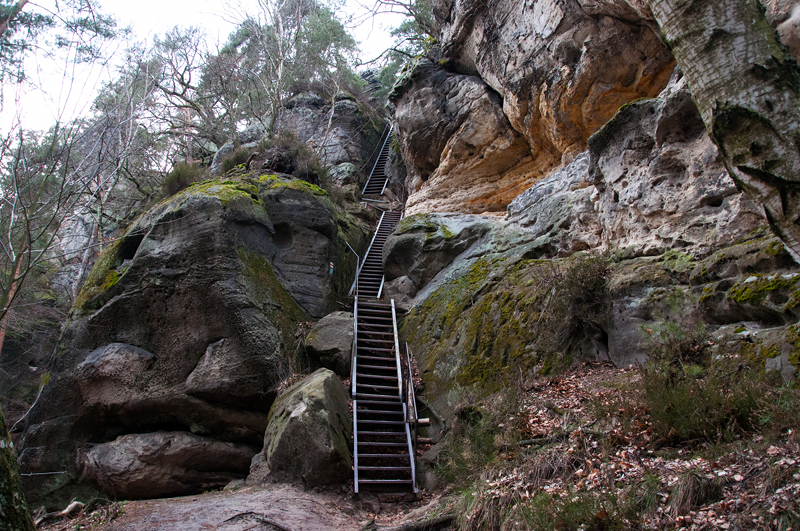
[352,298,416,493]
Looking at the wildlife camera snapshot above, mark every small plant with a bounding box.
[221,147,251,174]
[163,162,203,196]
[668,470,724,517]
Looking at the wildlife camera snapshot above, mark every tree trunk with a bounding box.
[645,0,800,262]
[0,407,35,531]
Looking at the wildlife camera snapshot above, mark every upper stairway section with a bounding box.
[355,211,402,299]
[362,126,394,197]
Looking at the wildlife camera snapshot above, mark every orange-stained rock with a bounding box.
[394,0,676,214]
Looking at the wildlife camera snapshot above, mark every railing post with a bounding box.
[346,242,360,298]
[391,299,402,399]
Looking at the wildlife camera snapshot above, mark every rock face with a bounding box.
[393,63,540,214]
[392,0,675,214]
[82,431,255,500]
[507,76,764,259]
[304,311,354,377]
[248,368,351,487]
[389,80,796,425]
[18,177,367,508]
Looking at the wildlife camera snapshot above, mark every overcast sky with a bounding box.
[2,0,403,131]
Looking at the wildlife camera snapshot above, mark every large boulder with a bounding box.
[17,176,367,508]
[82,431,255,500]
[248,368,351,487]
[383,213,494,303]
[304,311,354,377]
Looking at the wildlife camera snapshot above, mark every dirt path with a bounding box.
[95,484,363,531]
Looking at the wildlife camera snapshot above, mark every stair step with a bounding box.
[357,383,399,391]
[358,431,406,437]
[358,479,413,484]
[358,466,411,472]
[358,454,409,459]
[356,373,398,381]
[354,393,401,401]
[357,410,404,417]
[358,364,398,371]
[357,441,408,447]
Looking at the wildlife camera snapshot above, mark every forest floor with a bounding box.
[37,362,800,531]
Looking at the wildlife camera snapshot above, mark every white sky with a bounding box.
[2,0,404,132]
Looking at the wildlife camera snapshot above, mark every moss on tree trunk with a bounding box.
[646,0,800,262]
[0,407,35,531]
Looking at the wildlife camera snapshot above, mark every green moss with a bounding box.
[72,238,126,312]
[237,248,308,349]
[184,180,261,205]
[726,273,800,308]
[258,174,328,196]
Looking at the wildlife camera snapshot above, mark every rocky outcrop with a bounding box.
[304,311,354,377]
[392,0,675,214]
[394,217,798,424]
[389,80,796,423]
[507,76,764,259]
[18,176,367,508]
[393,64,540,214]
[248,368,351,487]
[82,431,255,500]
[211,91,384,180]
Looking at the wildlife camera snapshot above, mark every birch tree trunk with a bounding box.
[0,408,35,531]
[645,0,800,262]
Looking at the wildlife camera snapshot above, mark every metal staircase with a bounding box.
[361,127,394,196]
[351,210,417,493]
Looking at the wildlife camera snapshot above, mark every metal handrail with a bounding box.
[346,242,360,299]
[352,295,359,493]
[351,296,358,396]
[391,299,402,398]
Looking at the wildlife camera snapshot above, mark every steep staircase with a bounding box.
[350,140,416,493]
[361,127,394,197]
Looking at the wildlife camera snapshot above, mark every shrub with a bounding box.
[434,393,523,488]
[532,251,612,364]
[163,162,203,196]
[221,147,251,174]
[638,315,763,443]
[259,129,328,185]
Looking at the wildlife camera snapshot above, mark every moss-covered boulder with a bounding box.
[17,176,367,509]
[248,368,351,487]
[383,213,493,304]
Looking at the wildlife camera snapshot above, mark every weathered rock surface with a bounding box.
[305,311,354,377]
[393,0,675,214]
[82,431,255,500]
[248,368,351,487]
[395,218,799,424]
[18,177,367,508]
[508,77,764,259]
[383,213,494,304]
